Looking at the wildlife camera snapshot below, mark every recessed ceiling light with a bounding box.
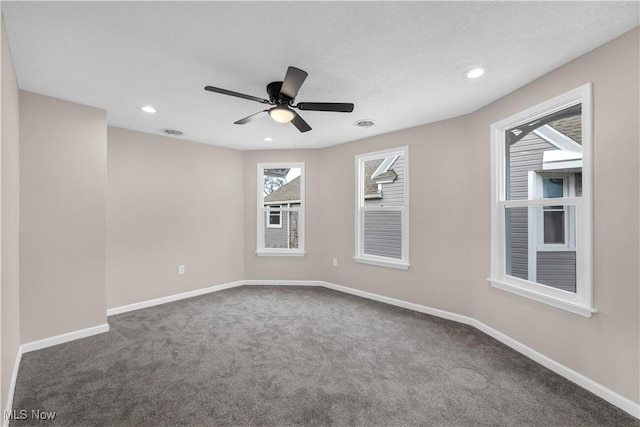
[140,105,157,113]
[464,67,486,79]
[264,137,273,142]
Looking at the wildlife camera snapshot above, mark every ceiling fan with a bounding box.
[204,66,354,133]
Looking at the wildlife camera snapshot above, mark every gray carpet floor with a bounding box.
[11,286,639,426]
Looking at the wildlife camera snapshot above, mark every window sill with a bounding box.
[256,251,306,257]
[354,256,409,270]
[487,278,597,318]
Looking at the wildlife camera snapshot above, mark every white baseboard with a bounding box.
[106,280,245,316]
[107,280,319,317]
[4,324,109,426]
[318,280,640,420]
[470,319,640,419]
[20,278,630,420]
[243,279,322,287]
[320,281,475,326]
[107,280,324,317]
[21,323,110,354]
[2,346,23,427]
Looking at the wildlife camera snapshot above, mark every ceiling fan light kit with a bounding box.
[269,105,295,123]
[204,66,354,133]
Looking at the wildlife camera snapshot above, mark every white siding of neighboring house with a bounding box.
[506,133,577,292]
[363,155,405,259]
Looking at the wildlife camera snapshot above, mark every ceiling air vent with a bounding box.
[353,119,375,128]
[161,128,184,136]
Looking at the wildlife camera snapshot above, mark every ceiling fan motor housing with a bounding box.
[267,81,290,104]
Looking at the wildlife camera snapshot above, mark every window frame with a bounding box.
[527,173,578,252]
[256,163,305,256]
[489,84,595,317]
[266,204,283,229]
[535,174,576,250]
[354,146,409,270]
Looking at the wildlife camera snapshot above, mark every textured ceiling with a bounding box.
[2,1,638,150]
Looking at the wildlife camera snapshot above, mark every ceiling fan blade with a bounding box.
[296,102,354,113]
[280,67,308,100]
[205,86,270,104]
[291,112,312,133]
[234,110,269,125]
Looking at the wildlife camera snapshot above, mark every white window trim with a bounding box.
[489,84,595,317]
[256,163,305,256]
[354,146,409,270]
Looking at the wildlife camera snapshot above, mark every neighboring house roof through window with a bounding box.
[549,115,582,144]
[507,104,581,145]
[264,176,301,204]
[364,156,399,199]
[364,158,384,198]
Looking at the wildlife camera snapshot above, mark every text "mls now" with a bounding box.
[4,409,57,421]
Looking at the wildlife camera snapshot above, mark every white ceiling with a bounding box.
[2,1,638,150]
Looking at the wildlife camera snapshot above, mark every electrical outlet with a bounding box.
[178,265,185,275]
[332,258,338,267]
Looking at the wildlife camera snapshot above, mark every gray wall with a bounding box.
[1,16,21,413]
[468,28,639,402]
[19,91,108,343]
[90,27,640,406]
[321,117,474,318]
[107,127,245,308]
[243,149,324,281]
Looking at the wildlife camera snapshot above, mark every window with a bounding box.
[267,205,282,228]
[257,163,304,256]
[355,147,409,269]
[490,84,594,317]
[536,175,578,248]
[543,177,566,244]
